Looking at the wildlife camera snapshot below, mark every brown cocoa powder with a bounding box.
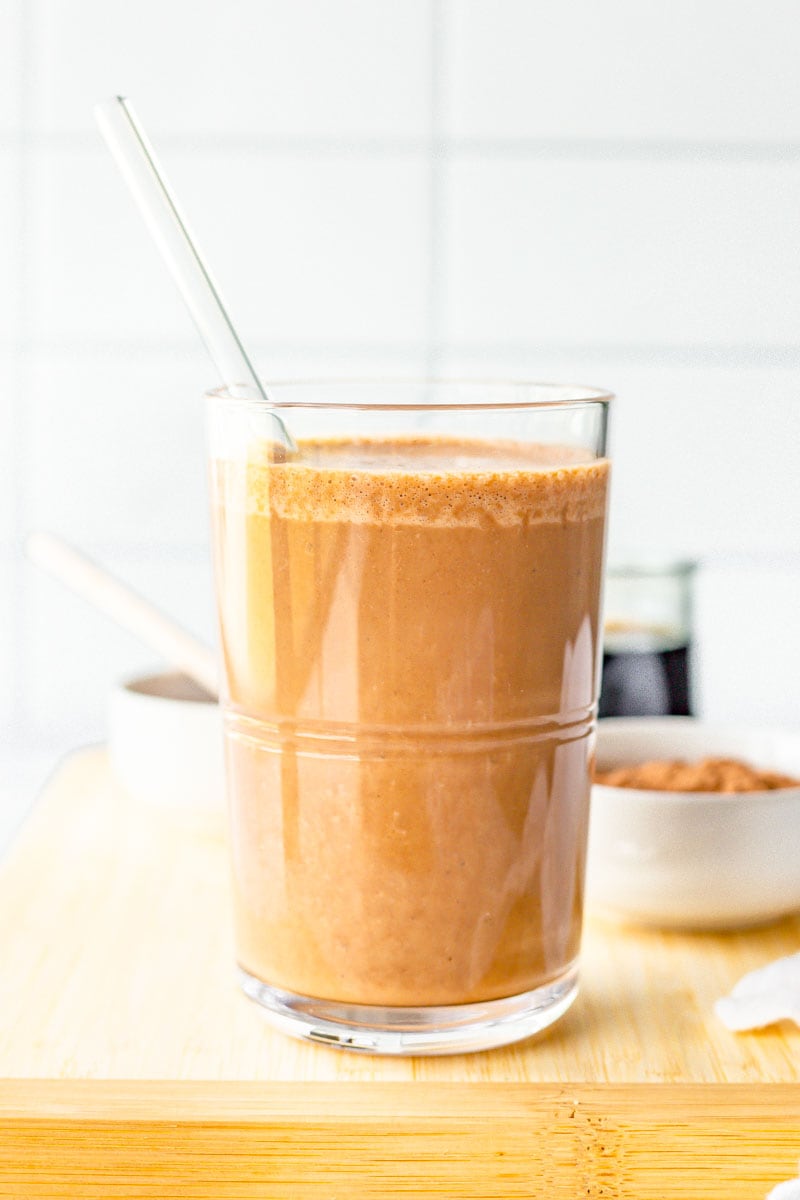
[594,756,800,793]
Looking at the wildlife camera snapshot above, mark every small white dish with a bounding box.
[586,717,800,930]
[108,670,225,810]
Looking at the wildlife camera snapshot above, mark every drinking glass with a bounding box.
[207,381,611,1054]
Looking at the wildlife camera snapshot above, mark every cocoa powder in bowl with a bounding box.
[594,756,800,793]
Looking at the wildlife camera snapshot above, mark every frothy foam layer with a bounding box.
[220,436,609,528]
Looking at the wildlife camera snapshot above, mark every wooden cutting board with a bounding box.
[0,748,798,1198]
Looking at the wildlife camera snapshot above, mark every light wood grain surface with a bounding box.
[1,1079,799,1199]
[1,749,799,1196]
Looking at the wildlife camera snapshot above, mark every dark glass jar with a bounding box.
[599,560,696,719]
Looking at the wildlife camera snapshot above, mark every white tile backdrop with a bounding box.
[443,0,800,141]
[33,0,432,139]
[2,0,800,831]
[441,160,800,347]
[0,150,20,342]
[0,2,21,135]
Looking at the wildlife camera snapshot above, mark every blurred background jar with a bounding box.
[599,560,696,718]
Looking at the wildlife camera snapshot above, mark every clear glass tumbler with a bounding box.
[206,381,612,1054]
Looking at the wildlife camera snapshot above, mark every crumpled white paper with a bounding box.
[716,957,800,1200]
[767,1174,800,1200]
[714,951,800,1032]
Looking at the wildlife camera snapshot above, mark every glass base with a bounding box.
[238,964,579,1056]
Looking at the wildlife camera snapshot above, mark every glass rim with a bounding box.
[205,378,614,413]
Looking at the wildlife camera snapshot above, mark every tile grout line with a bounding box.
[425,0,447,377]
[5,337,800,370]
[3,131,800,163]
[11,0,36,745]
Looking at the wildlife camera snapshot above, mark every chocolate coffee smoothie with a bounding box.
[213,437,609,1008]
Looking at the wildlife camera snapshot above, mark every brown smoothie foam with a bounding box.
[212,436,609,1007]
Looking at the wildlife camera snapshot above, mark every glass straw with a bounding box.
[95,95,296,455]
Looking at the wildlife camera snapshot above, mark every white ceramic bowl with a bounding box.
[586,717,800,930]
[108,670,225,810]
